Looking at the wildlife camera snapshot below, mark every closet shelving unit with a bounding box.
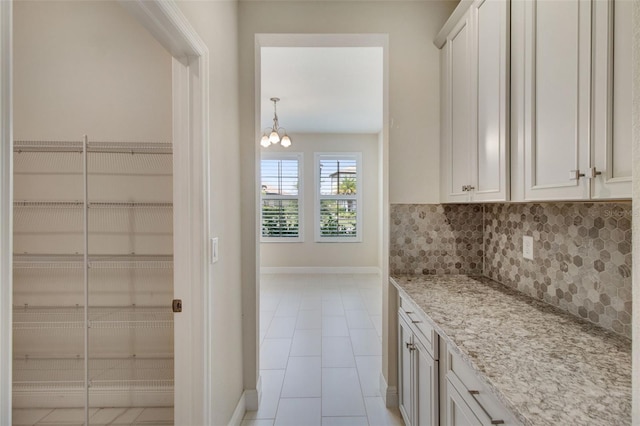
[12,138,175,419]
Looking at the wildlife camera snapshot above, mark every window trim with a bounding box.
[260,152,304,243]
[314,152,363,243]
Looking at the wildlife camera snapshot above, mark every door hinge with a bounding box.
[172,299,183,313]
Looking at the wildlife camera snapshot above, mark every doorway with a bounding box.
[251,35,393,424]
[1,2,212,425]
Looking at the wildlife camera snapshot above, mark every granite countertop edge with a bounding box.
[389,274,632,426]
[389,275,531,425]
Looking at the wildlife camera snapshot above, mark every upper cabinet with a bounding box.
[592,0,633,199]
[512,0,632,201]
[438,0,632,203]
[438,0,510,203]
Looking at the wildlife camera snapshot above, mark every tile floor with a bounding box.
[242,273,403,426]
[12,273,401,426]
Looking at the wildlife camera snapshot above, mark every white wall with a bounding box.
[174,2,244,425]
[13,1,172,142]
[260,133,380,270]
[239,0,456,405]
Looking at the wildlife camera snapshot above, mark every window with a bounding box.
[260,153,303,241]
[315,153,362,242]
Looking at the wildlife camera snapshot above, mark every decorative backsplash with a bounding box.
[484,202,632,338]
[389,204,483,275]
[390,202,632,338]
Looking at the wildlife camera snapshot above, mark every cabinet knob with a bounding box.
[569,170,585,181]
[405,342,416,351]
[587,167,603,179]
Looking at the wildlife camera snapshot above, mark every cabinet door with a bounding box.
[470,0,509,202]
[521,0,592,200]
[415,338,438,426]
[398,314,414,425]
[445,378,482,426]
[591,0,632,199]
[441,11,472,203]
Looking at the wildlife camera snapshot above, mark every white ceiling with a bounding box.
[260,47,383,134]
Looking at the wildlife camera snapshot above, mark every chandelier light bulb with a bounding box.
[280,135,292,148]
[260,135,271,148]
[269,131,280,144]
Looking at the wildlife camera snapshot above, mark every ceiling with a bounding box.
[260,47,383,134]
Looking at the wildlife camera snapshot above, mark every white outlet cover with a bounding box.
[523,235,534,260]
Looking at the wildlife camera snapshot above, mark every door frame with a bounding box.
[0,1,213,424]
[0,1,13,423]
[252,33,392,405]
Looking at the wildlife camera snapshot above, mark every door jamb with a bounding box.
[117,2,212,425]
[0,1,13,424]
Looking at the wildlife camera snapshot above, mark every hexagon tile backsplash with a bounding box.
[389,204,484,275]
[390,202,632,338]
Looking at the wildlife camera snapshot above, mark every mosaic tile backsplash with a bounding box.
[484,202,632,338]
[390,204,483,275]
[390,202,632,338]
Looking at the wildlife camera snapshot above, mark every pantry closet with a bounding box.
[12,138,174,421]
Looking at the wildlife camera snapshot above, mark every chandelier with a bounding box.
[260,97,292,148]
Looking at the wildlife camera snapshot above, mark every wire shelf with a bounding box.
[14,140,173,155]
[13,357,174,392]
[13,306,174,330]
[13,254,174,269]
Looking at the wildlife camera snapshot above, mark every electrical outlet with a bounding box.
[523,235,534,260]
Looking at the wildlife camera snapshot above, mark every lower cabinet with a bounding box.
[445,380,484,426]
[442,345,521,426]
[398,293,521,426]
[398,311,439,426]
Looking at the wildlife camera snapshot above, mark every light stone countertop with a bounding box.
[390,274,631,426]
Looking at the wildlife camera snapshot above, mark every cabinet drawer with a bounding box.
[446,349,521,425]
[398,294,438,359]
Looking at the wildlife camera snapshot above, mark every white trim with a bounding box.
[434,0,474,48]
[228,392,247,426]
[244,385,260,411]
[117,2,211,425]
[314,152,363,243]
[260,151,304,242]
[380,373,399,408]
[0,1,12,424]
[261,266,381,275]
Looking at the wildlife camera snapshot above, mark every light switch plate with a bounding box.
[523,235,534,260]
[210,237,219,264]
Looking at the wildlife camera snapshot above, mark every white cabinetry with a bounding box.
[438,0,509,203]
[442,345,521,426]
[512,0,632,201]
[398,295,439,426]
[395,287,522,426]
[591,0,633,199]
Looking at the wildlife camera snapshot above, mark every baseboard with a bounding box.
[380,373,398,408]
[261,266,381,275]
[246,374,261,411]
[229,378,261,426]
[228,392,246,426]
